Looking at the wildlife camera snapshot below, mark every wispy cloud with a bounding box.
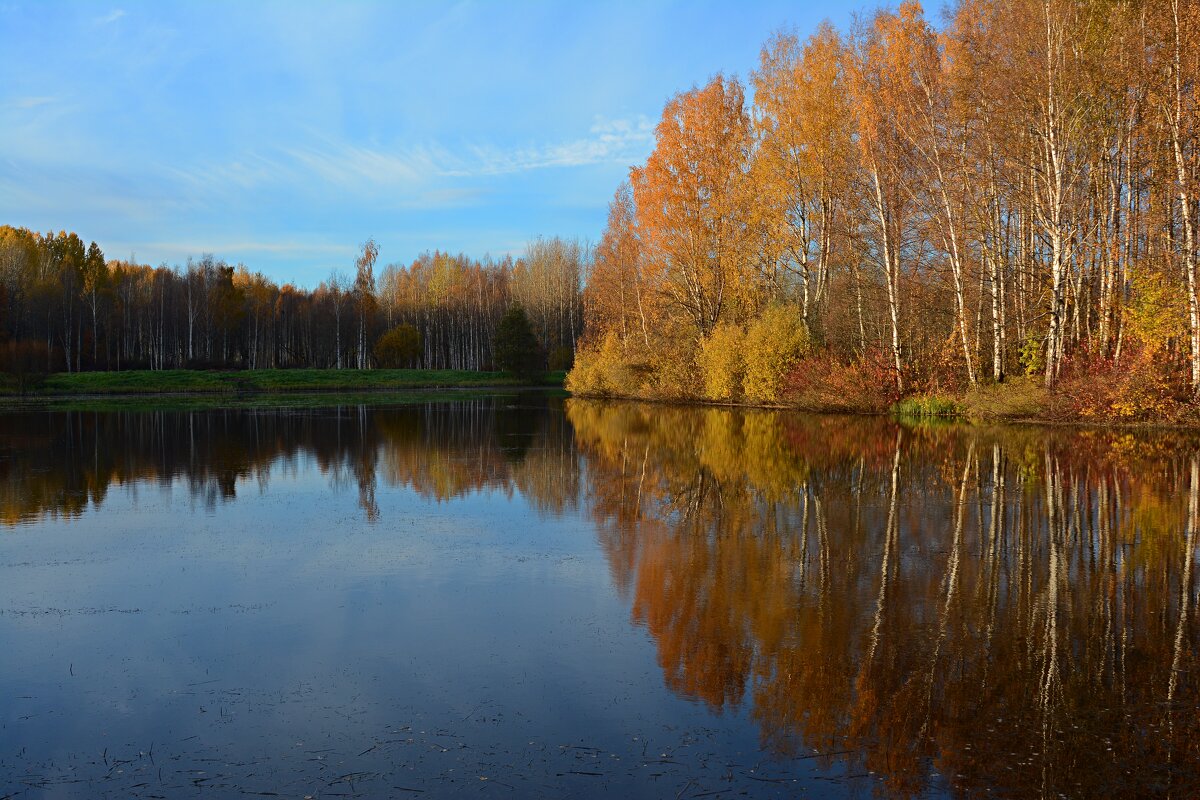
[158,115,654,204]
[274,123,648,187]
[116,239,350,261]
[95,9,126,25]
[282,141,452,188]
[159,144,477,211]
[287,114,656,184]
[163,152,288,194]
[6,96,56,109]
[456,115,655,175]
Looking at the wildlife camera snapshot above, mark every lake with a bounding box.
[1,395,1197,798]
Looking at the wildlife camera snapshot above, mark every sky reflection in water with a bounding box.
[1,396,1198,798]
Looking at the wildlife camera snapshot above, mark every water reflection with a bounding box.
[0,396,579,526]
[2,397,1198,796]
[570,402,1200,798]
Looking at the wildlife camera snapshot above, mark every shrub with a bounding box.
[742,305,810,403]
[783,348,900,413]
[1055,342,1189,422]
[1018,332,1044,377]
[566,333,648,397]
[650,329,702,400]
[374,324,422,368]
[565,343,604,395]
[698,323,745,402]
[1051,272,1190,422]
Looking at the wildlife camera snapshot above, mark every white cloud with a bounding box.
[279,116,653,185]
[282,141,452,188]
[95,9,126,25]
[159,115,653,204]
[125,240,350,260]
[7,96,57,109]
[454,115,655,176]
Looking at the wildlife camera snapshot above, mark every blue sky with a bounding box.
[1,1,860,288]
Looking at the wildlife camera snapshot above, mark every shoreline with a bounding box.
[565,390,1200,432]
[4,369,1196,431]
[0,367,565,402]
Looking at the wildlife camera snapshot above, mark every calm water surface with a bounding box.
[1,395,1198,798]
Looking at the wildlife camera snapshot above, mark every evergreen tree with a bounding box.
[493,305,543,379]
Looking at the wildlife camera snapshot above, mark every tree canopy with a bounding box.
[571,0,1200,420]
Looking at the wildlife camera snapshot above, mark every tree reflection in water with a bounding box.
[0,396,580,526]
[568,401,1200,798]
[2,397,1198,796]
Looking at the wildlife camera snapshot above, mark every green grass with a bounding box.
[5,388,565,413]
[891,394,966,419]
[960,376,1048,421]
[0,368,566,399]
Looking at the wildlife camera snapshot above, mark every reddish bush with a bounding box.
[912,334,971,396]
[782,348,903,413]
[1053,342,1192,422]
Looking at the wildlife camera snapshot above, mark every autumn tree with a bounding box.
[586,183,653,349]
[847,9,921,392]
[1158,0,1200,394]
[81,241,106,366]
[752,23,853,332]
[325,270,349,369]
[633,76,758,337]
[354,238,379,370]
[510,237,586,358]
[374,324,422,368]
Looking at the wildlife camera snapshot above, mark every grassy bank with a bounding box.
[891,394,967,419]
[0,368,565,399]
[3,389,564,413]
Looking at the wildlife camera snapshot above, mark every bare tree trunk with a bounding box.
[868,162,904,393]
[1169,0,1200,395]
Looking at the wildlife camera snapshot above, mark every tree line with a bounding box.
[0,225,585,373]
[572,0,1200,414]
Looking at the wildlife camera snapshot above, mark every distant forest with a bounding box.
[0,227,584,373]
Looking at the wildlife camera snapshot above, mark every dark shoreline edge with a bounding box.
[0,387,568,413]
[0,368,566,411]
[3,368,1194,431]
[566,391,1200,433]
[0,368,562,397]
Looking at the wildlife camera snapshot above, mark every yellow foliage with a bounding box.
[699,323,746,402]
[650,332,702,400]
[1126,269,1186,356]
[566,332,647,397]
[697,408,747,482]
[741,411,809,498]
[742,305,810,403]
[1105,364,1179,421]
[565,342,606,395]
